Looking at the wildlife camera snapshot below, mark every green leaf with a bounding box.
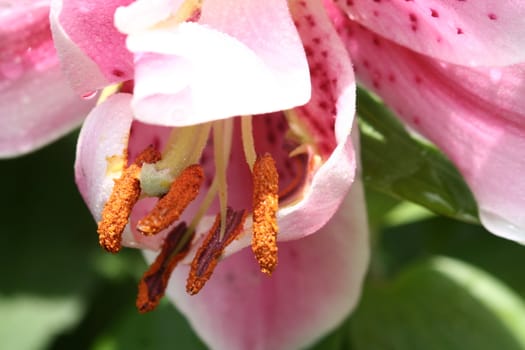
[350,256,525,350]
[0,296,84,350]
[0,134,101,349]
[92,302,207,350]
[357,88,479,224]
[380,215,525,298]
[307,319,350,350]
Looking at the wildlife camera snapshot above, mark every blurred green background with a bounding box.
[2,129,525,350]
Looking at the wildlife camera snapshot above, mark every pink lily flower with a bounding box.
[64,1,369,349]
[1,0,523,347]
[76,92,369,349]
[47,0,525,348]
[0,0,96,157]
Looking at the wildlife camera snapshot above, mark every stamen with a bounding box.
[163,0,202,26]
[137,164,204,235]
[186,208,247,295]
[136,222,194,313]
[188,178,219,233]
[150,0,202,31]
[97,146,161,253]
[278,153,308,201]
[241,115,257,171]
[97,83,121,104]
[140,124,210,197]
[283,109,316,150]
[156,123,211,177]
[252,154,279,275]
[213,119,234,240]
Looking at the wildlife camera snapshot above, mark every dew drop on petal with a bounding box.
[81,90,97,100]
[489,68,503,83]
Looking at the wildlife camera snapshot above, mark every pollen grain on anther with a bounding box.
[186,208,247,295]
[136,222,193,313]
[252,154,279,275]
[97,146,161,253]
[137,164,204,235]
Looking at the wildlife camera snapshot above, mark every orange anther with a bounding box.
[97,146,161,253]
[137,165,204,235]
[251,154,279,275]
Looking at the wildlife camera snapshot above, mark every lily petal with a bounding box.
[338,19,525,242]
[50,0,134,93]
[333,0,525,66]
[126,0,311,126]
[151,177,369,350]
[0,1,95,157]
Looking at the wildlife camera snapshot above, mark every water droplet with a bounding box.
[81,90,97,100]
[489,69,502,83]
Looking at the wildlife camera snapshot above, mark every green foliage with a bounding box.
[0,134,95,350]
[357,88,479,224]
[92,301,206,350]
[0,296,83,350]
[350,256,525,350]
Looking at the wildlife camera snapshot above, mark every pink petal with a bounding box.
[127,0,310,126]
[0,1,95,157]
[333,0,525,66]
[152,178,369,350]
[338,19,525,242]
[50,0,133,93]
